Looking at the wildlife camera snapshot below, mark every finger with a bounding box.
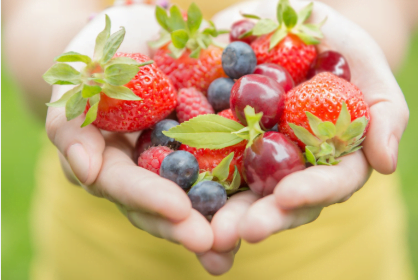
[128,209,213,254]
[196,250,235,276]
[239,195,322,243]
[274,151,371,210]
[93,145,191,222]
[46,86,105,185]
[211,191,260,252]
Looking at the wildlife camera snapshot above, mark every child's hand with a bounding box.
[46,5,214,254]
[201,0,409,274]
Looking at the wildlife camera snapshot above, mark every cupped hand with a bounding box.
[46,5,213,254]
[202,0,409,274]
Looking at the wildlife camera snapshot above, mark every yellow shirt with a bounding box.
[30,1,414,279]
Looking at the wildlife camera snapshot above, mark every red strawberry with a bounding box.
[279,72,371,165]
[43,15,176,132]
[176,87,214,123]
[245,0,325,84]
[89,53,177,131]
[150,3,227,94]
[179,141,246,182]
[138,146,173,175]
[218,109,241,123]
[251,34,316,84]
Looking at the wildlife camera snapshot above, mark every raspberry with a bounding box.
[176,88,214,123]
[138,146,173,175]
[218,109,240,122]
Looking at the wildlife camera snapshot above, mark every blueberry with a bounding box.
[222,41,257,79]
[188,181,227,216]
[151,119,181,149]
[160,151,199,190]
[207,78,235,112]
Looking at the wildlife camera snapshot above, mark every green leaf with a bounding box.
[65,90,87,121]
[317,121,336,138]
[46,84,83,107]
[305,146,317,165]
[228,166,241,191]
[212,152,234,182]
[81,95,100,127]
[293,32,320,45]
[317,157,331,166]
[241,13,261,20]
[269,28,287,50]
[242,106,264,148]
[104,64,139,86]
[238,29,253,39]
[297,2,313,25]
[171,29,189,49]
[88,77,106,84]
[192,172,214,187]
[299,23,324,39]
[317,142,334,157]
[43,63,81,85]
[305,111,325,139]
[276,0,283,24]
[105,56,148,67]
[341,117,368,141]
[148,31,172,49]
[252,19,279,36]
[101,27,126,64]
[168,5,186,31]
[102,83,142,101]
[82,84,102,98]
[163,114,245,149]
[288,123,322,147]
[196,36,209,49]
[155,5,170,31]
[94,15,111,60]
[168,43,185,59]
[189,47,201,59]
[187,3,203,35]
[282,4,298,28]
[55,51,92,64]
[335,102,351,137]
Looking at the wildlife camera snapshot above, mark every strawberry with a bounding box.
[43,15,176,132]
[176,87,214,123]
[245,0,326,84]
[138,146,173,175]
[179,141,246,182]
[149,3,227,94]
[279,72,371,165]
[218,109,242,124]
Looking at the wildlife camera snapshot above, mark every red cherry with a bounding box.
[243,132,305,196]
[307,51,351,81]
[133,129,153,164]
[230,19,257,45]
[230,74,285,130]
[253,63,295,92]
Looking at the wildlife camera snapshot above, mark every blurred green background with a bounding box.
[2,34,418,279]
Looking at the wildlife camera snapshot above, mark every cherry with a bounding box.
[307,50,351,81]
[133,129,153,164]
[253,63,295,92]
[230,19,257,45]
[230,74,285,130]
[243,132,305,196]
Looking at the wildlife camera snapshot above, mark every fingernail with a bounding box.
[67,143,90,184]
[389,134,399,172]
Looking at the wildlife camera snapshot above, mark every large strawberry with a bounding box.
[150,3,227,94]
[244,0,325,84]
[279,72,371,165]
[43,15,176,132]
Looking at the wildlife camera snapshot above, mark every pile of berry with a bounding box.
[43,0,370,218]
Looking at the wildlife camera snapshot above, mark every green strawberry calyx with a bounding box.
[289,102,368,166]
[242,0,326,49]
[190,152,243,195]
[43,15,153,127]
[149,3,228,59]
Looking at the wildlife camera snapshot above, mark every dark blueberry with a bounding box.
[188,181,227,216]
[269,124,279,132]
[207,78,235,112]
[222,41,257,79]
[160,151,199,190]
[151,119,181,149]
